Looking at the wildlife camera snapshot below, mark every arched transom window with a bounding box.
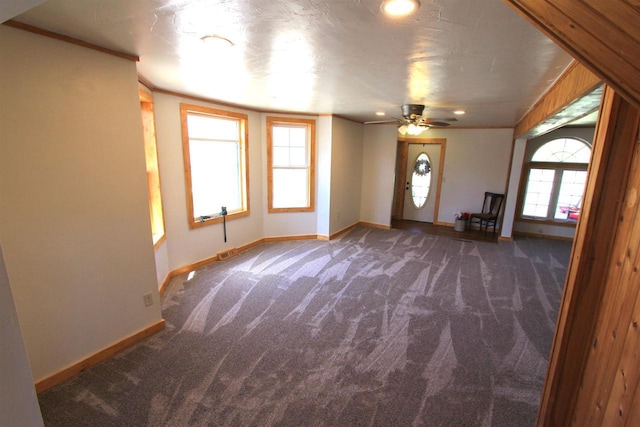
[521,138,591,223]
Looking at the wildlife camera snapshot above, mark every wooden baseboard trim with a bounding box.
[237,238,266,254]
[159,273,172,295]
[329,223,360,240]
[162,225,389,294]
[159,244,259,296]
[35,319,166,393]
[434,221,451,227]
[358,221,391,230]
[175,254,220,276]
[498,235,514,242]
[513,231,574,241]
[264,234,318,243]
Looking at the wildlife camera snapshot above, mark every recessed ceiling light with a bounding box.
[381,0,420,17]
[200,34,234,48]
[376,111,386,116]
[454,110,466,115]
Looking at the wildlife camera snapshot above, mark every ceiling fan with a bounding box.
[366,104,457,135]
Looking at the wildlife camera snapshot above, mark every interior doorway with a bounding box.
[393,138,446,223]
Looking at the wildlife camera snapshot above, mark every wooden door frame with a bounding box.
[393,137,446,224]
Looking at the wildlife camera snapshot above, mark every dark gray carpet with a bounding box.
[38,226,571,426]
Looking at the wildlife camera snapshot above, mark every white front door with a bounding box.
[403,143,440,222]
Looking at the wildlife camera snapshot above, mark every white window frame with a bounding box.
[518,138,591,225]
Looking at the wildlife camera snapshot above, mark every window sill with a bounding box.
[268,207,314,213]
[188,210,250,229]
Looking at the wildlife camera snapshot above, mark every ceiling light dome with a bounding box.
[381,0,420,17]
[200,34,234,48]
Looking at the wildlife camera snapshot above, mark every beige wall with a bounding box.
[418,128,514,223]
[0,23,522,390]
[360,125,399,227]
[0,27,162,381]
[361,126,514,227]
[0,245,43,426]
[152,93,265,272]
[260,113,319,238]
[329,117,364,234]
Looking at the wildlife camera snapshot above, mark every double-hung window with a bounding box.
[267,117,315,212]
[180,103,249,228]
[519,138,591,224]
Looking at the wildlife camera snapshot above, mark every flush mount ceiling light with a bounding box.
[454,110,466,115]
[375,111,386,116]
[381,0,420,17]
[200,34,234,48]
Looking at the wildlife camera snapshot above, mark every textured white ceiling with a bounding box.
[11,0,574,127]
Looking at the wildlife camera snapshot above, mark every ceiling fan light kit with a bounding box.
[399,123,428,136]
[381,0,420,17]
[366,104,457,135]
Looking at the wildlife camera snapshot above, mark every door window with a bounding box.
[411,153,431,209]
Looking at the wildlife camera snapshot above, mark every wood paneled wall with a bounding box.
[538,86,640,426]
[505,0,640,110]
[504,2,640,425]
[514,61,600,138]
[575,102,640,425]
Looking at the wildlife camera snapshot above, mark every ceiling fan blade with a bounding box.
[424,117,458,123]
[363,119,400,124]
[424,121,451,127]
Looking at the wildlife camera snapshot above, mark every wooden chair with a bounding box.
[469,192,505,234]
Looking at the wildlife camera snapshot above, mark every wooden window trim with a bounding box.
[139,88,166,248]
[266,116,316,213]
[180,103,250,229]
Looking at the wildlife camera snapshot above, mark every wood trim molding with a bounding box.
[264,234,318,242]
[154,88,320,118]
[514,60,601,138]
[138,75,156,92]
[512,230,573,241]
[167,254,220,280]
[160,223,394,295]
[179,103,250,229]
[35,319,166,393]
[266,116,316,213]
[329,223,360,240]
[393,138,447,222]
[158,272,172,295]
[504,0,640,111]
[358,221,391,230]
[538,86,639,425]
[3,20,139,62]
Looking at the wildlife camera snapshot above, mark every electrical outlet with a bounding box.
[143,292,153,307]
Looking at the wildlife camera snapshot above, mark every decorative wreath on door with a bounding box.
[413,158,431,176]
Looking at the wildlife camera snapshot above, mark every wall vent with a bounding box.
[217,248,238,261]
